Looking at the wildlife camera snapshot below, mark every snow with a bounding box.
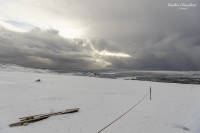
[0,67,200,133]
[0,63,51,73]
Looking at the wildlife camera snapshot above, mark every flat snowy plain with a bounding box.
[0,66,200,133]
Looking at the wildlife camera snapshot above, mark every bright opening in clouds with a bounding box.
[94,50,131,58]
[0,0,200,70]
[0,20,32,32]
[59,28,84,38]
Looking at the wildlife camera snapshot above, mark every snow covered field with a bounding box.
[0,67,200,133]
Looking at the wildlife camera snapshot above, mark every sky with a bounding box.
[0,0,200,71]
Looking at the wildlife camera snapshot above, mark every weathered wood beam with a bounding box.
[9,108,79,127]
[9,116,49,127]
[19,108,79,121]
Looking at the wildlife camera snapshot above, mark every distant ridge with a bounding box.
[0,63,51,73]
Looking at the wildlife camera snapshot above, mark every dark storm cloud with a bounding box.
[101,0,200,70]
[115,31,200,70]
[66,0,200,70]
[0,0,200,70]
[0,26,125,70]
[91,39,121,52]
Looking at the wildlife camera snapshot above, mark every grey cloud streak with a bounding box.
[0,26,125,70]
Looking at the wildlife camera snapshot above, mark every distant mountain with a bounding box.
[79,70,200,84]
[0,63,51,73]
[1,63,200,84]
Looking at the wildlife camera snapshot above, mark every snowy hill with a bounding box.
[0,63,51,73]
[0,66,200,133]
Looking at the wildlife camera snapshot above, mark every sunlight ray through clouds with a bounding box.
[94,50,131,57]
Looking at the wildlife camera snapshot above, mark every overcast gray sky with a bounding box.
[0,0,200,70]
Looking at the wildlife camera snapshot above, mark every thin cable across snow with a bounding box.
[97,91,150,133]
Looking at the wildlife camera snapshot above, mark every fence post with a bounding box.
[150,86,152,100]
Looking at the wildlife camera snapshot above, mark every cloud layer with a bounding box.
[0,26,129,70]
[1,25,200,70]
[0,0,200,70]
